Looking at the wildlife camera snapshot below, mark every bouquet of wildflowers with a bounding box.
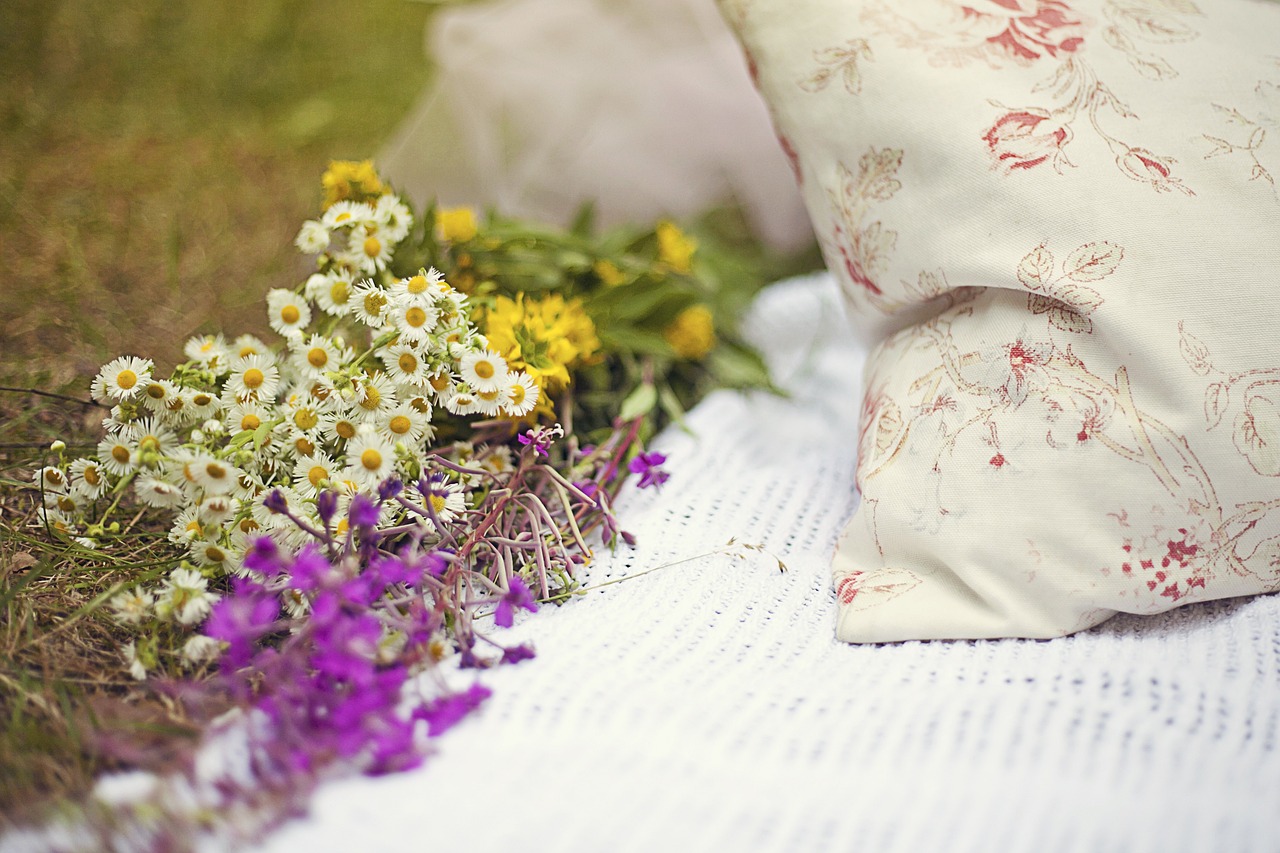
[33,160,772,684]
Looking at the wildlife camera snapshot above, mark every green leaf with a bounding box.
[598,327,675,358]
[618,383,658,422]
[709,342,774,391]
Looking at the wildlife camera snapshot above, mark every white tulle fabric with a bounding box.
[377,0,813,251]
[243,274,1279,853]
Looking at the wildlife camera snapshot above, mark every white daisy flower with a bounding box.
[69,458,110,500]
[34,466,67,493]
[292,451,338,498]
[351,280,391,328]
[321,199,367,231]
[377,403,432,445]
[184,334,229,368]
[168,507,209,545]
[38,507,76,536]
[226,354,281,403]
[122,641,147,681]
[188,538,232,571]
[97,435,138,478]
[159,388,196,424]
[414,475,468,528]
[347,224,393,274]
[197,493,238,525]
[183,455,240,496]
[127,417,179,462]
[226,399,271,435]
[374,194,413,243]
[389,297,440,344]
[444,388,478,416]
[459,349,509,394]
[477,444,515,477]
[389,268,442,303]
[381,342,430,386]
[503,372,540,417]
[345,429,396,488]
[182,635,222,665]
[109,588,154,625]
[319,409,361,445]
[92,356,153,403]
[294,219,330,254]
[307,271,355,317]
[290,334,340,380]
[266,289,312,339]
[228,336,267,363]
[351,372,397,422]
[135,476,186,509]
[138,378,177,413]
[471,388,507,418]
[187,389,221,421]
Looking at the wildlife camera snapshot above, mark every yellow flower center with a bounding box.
[166,397,184,412]
[193,393,213,406]
[295,437,315,455]
[410,397,431,414]
[240,518,259,534]
[83,466,101,486]
[57,496,75,512]
[205,545,226,563]
[116,369,138,390]
[241,414,261,431]
[363,236,382,258]
[430,494,447,515]
[330,280,350,304]
[138,434,160,454]
[398,353,418,374]
[429,374,450,392]
[510,384,527,406]
[336,420,356,440]
[146,383,166,400]
[361,449,383,470]
[206,462,227,480]
[360,385,382,411]
[308,466,329,488]
[334,211,352,224]
[239,345,258,358]
[307,348,328,368]
[280,305,301,324]
[294,409,318,430]
[243,368,265,389]
[389,415,412,435]
[364,291,386,315]
[111,445,130,464]
[405,307,427,328]
[407,274,428,294]
[474,360,495,380]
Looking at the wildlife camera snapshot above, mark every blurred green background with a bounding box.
[0,0,440,392]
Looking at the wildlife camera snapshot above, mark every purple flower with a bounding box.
[288,545,331,591]
[501,643,537,665]
[627,451,670,489]
[262,489,289,514]
[316,489,339,525]
[414,683,492,738]
[517,431,548,457]
[204,579,281,669]
[377,479,403,502]
[348,494,380,529]
[493,576,538,628]
[242,536,286,578]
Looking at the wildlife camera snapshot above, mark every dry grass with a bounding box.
[0,0,435,824]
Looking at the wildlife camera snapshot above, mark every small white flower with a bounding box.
[122,641,147,681]
[232,334,271,361]
[266,289,312,339]
[351,372,397,422]
[135,476,186,509]
[188,539,232,571]
[345,430,396,488]
[69,458,110,500]
[503,372,540,417]
[294,219,330,254]
[459,349,509,394]
[307,271,355,317]
[347,223,393,274]
[374,194,413,243]
[92,356,153,403]
[127,417,179,462]
[226,399,271,435]
[97,435,138,478]
[137,377,177,413]
[34,466,68,492]
[376,403,432,445]
[110,588,155,625]
[293,451,338,497]
[184,334,229,368]
[350,280,392,328]
[183,455,240,496]
[226,354,281,403]
[182,635,222,665]
[389,297,440,344]
[197,493,237,525]
[444,388,478,416]
[319,409,361,445]
[321,200,367,231]
[290,334,340,379]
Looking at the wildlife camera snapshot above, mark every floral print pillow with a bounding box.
[719,0,1280,641]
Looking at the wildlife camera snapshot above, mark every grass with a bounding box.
[0,0,438,825]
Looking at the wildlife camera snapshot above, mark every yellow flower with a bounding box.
[321,160,387,209]
[664,305,716,360]
[436,207,478,244]
[594,259,627,288]
[482,293,601,394]
[656,221,697,274]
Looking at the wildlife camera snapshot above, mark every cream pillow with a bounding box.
[719,0,1280,641]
